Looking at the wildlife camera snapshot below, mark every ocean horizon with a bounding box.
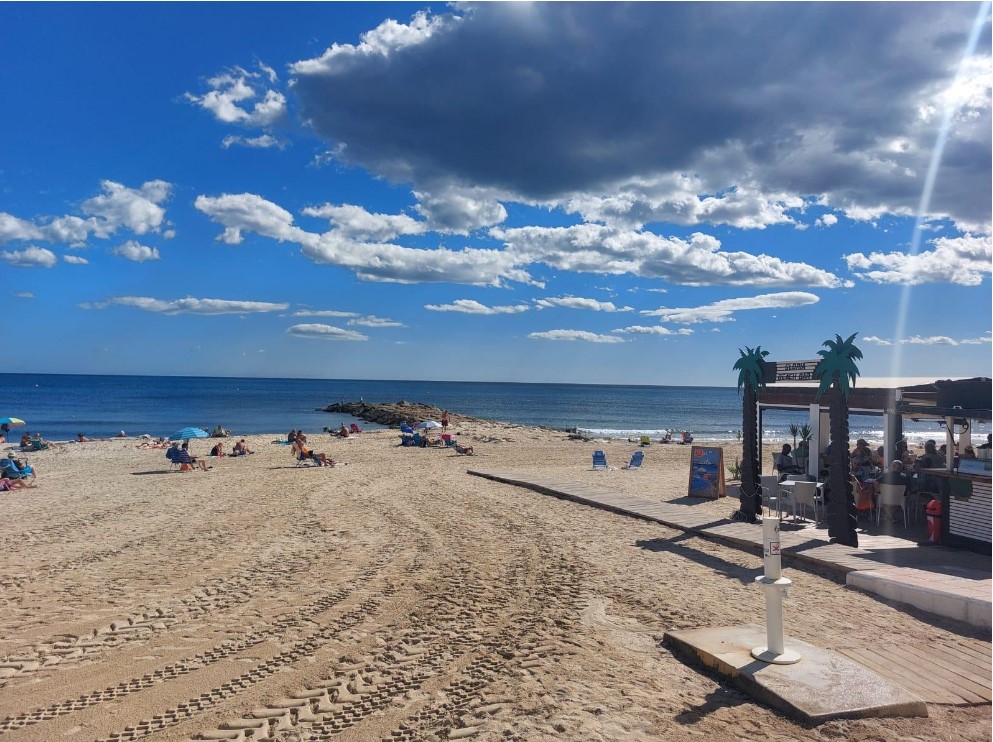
[2,372,986,446]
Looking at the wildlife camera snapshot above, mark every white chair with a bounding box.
[790,481,821,523]
[876,483,907,527]
[760,474,783,516]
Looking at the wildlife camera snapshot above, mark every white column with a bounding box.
[751,517,801,665]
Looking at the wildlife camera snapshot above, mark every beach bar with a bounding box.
[757,377,992,552]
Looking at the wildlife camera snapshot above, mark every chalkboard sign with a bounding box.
[687,446,726,499]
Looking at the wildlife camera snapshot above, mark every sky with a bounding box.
[1,2,991,386]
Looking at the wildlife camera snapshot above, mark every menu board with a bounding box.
[687,446,726,499]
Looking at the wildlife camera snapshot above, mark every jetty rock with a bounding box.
[317,400,479,429]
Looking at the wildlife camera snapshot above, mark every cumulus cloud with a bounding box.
[186,64,287,130]
[1,246,57,268]
[84,296,289,314]
[302,203,427,241]
[862,333,991,346]
[424,299,529,314]
[348,315,405,328]
[641,291,820,324]
[528,329,625,343]
[614,326,694,336]
[195,192,534,286]
[110,240,160,262]
[845,233,992,286]
[287,323,368,341]
[1,180,172,248]
[290,4,991,232]
[63,254,89,265]
[535,296,632,312]
[222,134,285,149]
[413,185,508,234]
[494,224,843,287]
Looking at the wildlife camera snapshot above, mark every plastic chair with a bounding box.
[852,477,876,523]
[623,451,644,469]
[876,483,907,527]
[592,450,608,470]
[759,474,783,516]
[790,481,821,523]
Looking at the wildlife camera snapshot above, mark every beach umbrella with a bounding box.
[414,420,442,431]
[0,417,25,427]
[170,427,209,441]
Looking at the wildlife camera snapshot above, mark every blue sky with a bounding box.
[2,2,990,386]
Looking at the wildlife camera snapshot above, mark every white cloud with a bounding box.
[110,240,160,262]
[290,10,455,75]
[424,299,529,314]
[413,185,508,234]
[292,309,359,318]
[961,334,993,345]
[222,134,284,149]
[862,335,893,346]
[287,323,368,341]
[1,246,57,268]
[195,193,307,245]
[535,296,633,312]
[13,291,34,299]
[84,296,289,314]
[845,233,992,286]
[63,254,89,265]
[81,180,171,237]
[186,64,287,128]
[0,213,44,243]
[816,213,839,227]
[528,329,625,343]
[641,291,820,324]
[903,335,959,346]
[302,203,427,241]
[348,315,405,328]
[493,224,844,287]
[614,326,694,336]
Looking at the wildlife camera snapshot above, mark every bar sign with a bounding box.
[773,360,818,382]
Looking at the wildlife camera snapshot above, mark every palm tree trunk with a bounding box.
[739,385,761,522]
[825,384,858,546]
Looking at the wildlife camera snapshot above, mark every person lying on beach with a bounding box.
[232,439,253,455]
[455,443,474,455]
[77,433,94,442]
[0,476,32,490]
[291,438,333,466]
[20,433,32,448]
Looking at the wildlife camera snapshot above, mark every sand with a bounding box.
[0,423,989,742]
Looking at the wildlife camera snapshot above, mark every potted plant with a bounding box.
[795,424,812,471]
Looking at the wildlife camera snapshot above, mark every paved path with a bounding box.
[469,469,992,707]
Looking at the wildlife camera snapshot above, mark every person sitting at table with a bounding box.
[979,434,992,450]
[774,444,802,481]
[962,445,977,459]
[917,440,943,470]
[850,439,874,475]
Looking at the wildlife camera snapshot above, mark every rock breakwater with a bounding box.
[318,401,480,428]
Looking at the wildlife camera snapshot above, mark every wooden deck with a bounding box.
[468,469,992,707]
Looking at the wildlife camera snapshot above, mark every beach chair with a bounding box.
[876,483,908,527]
[592,450,608,470]
[639,435,651,447]
[623,451,644,469]
[789,480,821,523]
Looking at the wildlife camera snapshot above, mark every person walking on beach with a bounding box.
[441,410,450,433]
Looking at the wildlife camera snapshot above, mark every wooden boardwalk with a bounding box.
[468,469,992,707]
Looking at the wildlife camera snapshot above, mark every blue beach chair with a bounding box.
[592,450,608,470]
[623,451,644,470]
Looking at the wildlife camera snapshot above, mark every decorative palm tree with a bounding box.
[814,333,863,547]
[789,423,800,450]
[732,346,769,523]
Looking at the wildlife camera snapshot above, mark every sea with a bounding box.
[1,373,987,445]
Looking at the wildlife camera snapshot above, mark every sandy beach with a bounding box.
[1,423,989,742]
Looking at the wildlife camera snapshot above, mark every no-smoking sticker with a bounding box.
[769,542,781,555]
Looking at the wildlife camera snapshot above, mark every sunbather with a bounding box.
[1,457,36,481]
[0,476,31,490]
[232,439,253,455]
[455,443,474,455]
[291,438,333,466]
[210,442,226,458]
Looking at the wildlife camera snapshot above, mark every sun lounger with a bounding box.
[592,450,608,470]
[622,451,644,469]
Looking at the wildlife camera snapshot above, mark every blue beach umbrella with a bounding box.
[170,427,209,441]
[0,417,26,427]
